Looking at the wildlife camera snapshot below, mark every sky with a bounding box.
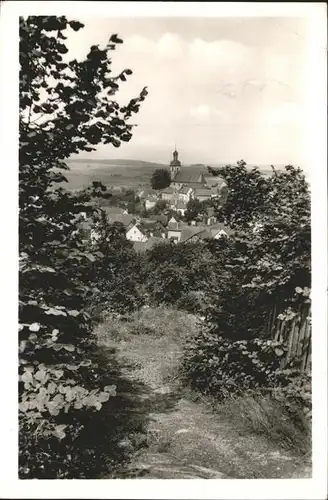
[64,16,310,166]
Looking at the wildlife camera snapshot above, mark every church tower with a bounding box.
[169,147,181,180]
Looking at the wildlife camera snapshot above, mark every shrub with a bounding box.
[176,291,206,314]
[218,393,311,455]
[19,15,147,478]
[182,327,312,445]
[182,329,287,400]
[270,368,312,423]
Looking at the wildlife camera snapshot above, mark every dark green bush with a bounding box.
[182,329,287,400]
[270,368,312,423]
[175,291,206,314]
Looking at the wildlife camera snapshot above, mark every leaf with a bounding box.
[63,344,75,352]
[85,253,96,262]
[52,344,63,351]
[28,333,38,343]
[95,402,102,410]
[34,369,47,382]
[68,310,80,317]
[52,369,64,379]
[47,402,60,416]
[98,391,110,403]
[104,385,116,396]
[47,382,56,395]
[54,424,67,441]
[274,348,284,357]
[45,307,67,316]
[69,21,84,31]
[21,371,33,384]
[29,322,40,332]
[66,364,79,371]
[19,401,29,412]
[110,34,123,44]
[64,387,74,402]
[80,359,91,367]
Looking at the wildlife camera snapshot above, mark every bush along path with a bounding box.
[95,307,312,479]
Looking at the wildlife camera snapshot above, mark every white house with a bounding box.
[167,221,184,243]
[145,195,158,211]
[177,186,193,203]
[174,200,187,216]
[126,224,148,243]
[209,223,233,239]
[213,229,229,239]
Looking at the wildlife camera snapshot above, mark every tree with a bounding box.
[184,198,203,222]
[151,199,168,215]
[207,160,270,228]
[19,16,147,478]
[203,164,311,339]
[150,168,171,190]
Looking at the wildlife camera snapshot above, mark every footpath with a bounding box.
[97,316,311,479]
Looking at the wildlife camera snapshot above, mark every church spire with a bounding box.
[170,145,181,179]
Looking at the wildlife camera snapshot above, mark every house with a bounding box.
[177,186,194,202]
[133,236,169,253]
[145,194,159,211]
[174,200,188,216]
[126,220,166,242]
[137,188,158,200]
[126,224,148,243]
[140,219,166,238]
[170,149,205,189]
[209,223,233,239]
[161,186,176,201]
[167,220,186,243]
[180,225,210,243]
[106,213,135,227]
[193,188,212,202]
[168,216,179,225]
[168,149,227,198]
[151,214,169,226]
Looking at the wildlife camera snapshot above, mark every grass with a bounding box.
[95,305,311,478]
[96,305,200,388]
[216,393,311,456]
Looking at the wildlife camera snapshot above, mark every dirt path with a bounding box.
[97,314,311,479]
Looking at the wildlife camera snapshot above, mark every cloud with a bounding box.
[189,38,251,74]
[158,33,185,58]
[260,102,304,126]
[190,104,210,120]
[123,35,156,54]
[63,19,308,165]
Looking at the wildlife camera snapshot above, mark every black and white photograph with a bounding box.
[0,1,327,499]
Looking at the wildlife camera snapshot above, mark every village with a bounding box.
[16,12,318,488]
[88,148,233,252]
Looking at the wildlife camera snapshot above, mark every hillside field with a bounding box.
[63,158,280,191]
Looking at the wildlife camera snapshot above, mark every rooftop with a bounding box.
[172,170,203,184]
[193,188,212,197]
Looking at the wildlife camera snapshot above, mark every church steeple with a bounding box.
[170,146,181,179]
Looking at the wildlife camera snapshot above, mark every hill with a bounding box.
[64,159,166,191]
[62,158,287,191]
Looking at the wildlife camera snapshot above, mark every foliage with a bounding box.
[143,240,217,307]
[182,330,287,400]
[202,164,311,340]
[184,198,204,222]
[150,168,171,190]
[207,160,271,229]
[19,15,146,478]
[87,212,144,315]
[270,368,312,422]
[151,199,169,215]
[217,392,310,455]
